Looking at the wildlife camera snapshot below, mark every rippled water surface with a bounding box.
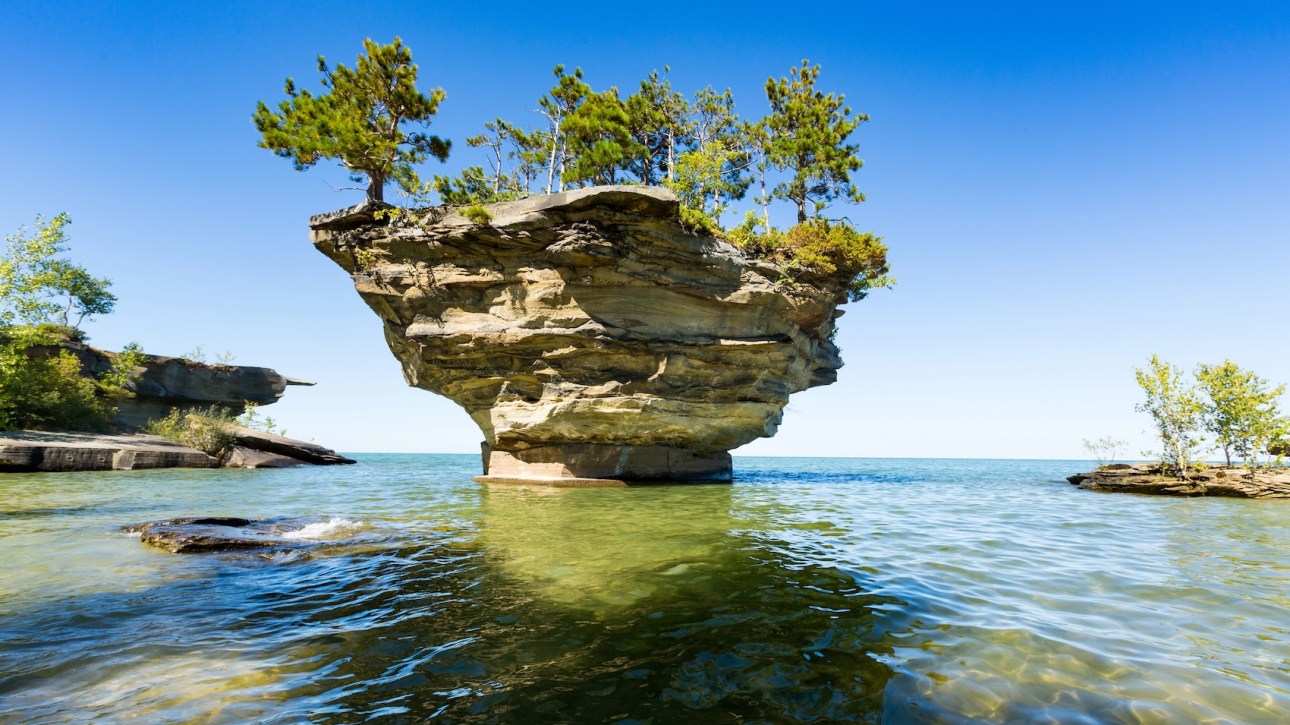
[1,456,1287,723]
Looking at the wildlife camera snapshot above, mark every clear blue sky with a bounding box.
[3,1,1287,458]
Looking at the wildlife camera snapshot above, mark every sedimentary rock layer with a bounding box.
[310,186,850,480]
[56,341,313,432]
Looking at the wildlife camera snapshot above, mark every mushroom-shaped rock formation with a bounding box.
[310,186,850,483]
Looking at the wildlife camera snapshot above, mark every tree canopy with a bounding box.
[1,214,142,432]
[1,213,115,330]
[253,37,450,203]
[255,45,891,303]
[1132,355,1288,475]
[764,61,867,224]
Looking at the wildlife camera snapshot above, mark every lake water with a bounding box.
[1,455,1286,723]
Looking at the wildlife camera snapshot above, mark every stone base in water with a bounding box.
[477,443,732,486]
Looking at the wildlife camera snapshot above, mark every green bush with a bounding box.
[144,407,238,457]
[462,204,493,225]
[677,205,722,237]
[726,215,893,302]
[0,325,142,432]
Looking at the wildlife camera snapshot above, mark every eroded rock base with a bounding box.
[479,443,732,485]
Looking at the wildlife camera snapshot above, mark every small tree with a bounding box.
[1195,359,1287,467]
[1083,436,1129,467]
[1135,355,1205,479]
[253,37,450,203]
[562,89,638,187]
[764,60,868,223]
[1,213,115,331]
[536,65,591,194]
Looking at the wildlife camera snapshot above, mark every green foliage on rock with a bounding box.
[145,401,286,457]
[253,37,450,203]
[0,326,143,432]
[726,214,893,302]
[0,215,142,432]
[145,406,239,457]
[461,205,493,225]
[1195,359,1287,467]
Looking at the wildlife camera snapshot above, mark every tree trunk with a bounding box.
[556,139,566,193]
[760,168,769,229]
[367,175,384,203]
[796,199,807,224]
[545,130,559,195]
[666,129,675,181]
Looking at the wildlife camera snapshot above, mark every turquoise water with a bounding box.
[1,455,1287,723]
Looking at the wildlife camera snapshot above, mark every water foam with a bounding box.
[280,518,365,540]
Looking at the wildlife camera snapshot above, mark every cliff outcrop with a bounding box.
[58,341,313,432]
[310,186,851,482]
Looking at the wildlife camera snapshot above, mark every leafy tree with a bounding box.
[764,60,868,223]
[0,326,143,431]
[1195,360,1287,466]
[1135,355,1205,479]
[1,214,115,330]
[562,89,638,187]
[1,215,143,431]
[253,37,450,203]
[686,87,751,222]
[536,65,591,193]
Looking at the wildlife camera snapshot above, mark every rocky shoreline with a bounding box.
[1067,462,1290,498]
[0,429,354,472]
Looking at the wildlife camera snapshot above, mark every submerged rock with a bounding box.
[125,517,283,553]
[1067,462,1290,498]
[310,186,854,483]
[124,516,362,553]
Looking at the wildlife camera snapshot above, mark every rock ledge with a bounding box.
[1067,462,1290,498]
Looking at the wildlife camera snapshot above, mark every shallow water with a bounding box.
[1,455,1286,723]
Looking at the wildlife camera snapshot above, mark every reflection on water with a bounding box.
[0,455,1288,723]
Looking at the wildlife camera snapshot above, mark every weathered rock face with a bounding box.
[310,186,850,481]
[57,341,313,432]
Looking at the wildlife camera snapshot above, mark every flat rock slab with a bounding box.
[1,430,354,472]
[0,431,218,472]
[1068,463,1290,498]
[230,427,355,465]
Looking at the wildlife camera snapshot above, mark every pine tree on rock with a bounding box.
[764,60,868,223]
[253,37,450,203]
[562,90,639,187]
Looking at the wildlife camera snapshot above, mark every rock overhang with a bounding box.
[310,186,851,483]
